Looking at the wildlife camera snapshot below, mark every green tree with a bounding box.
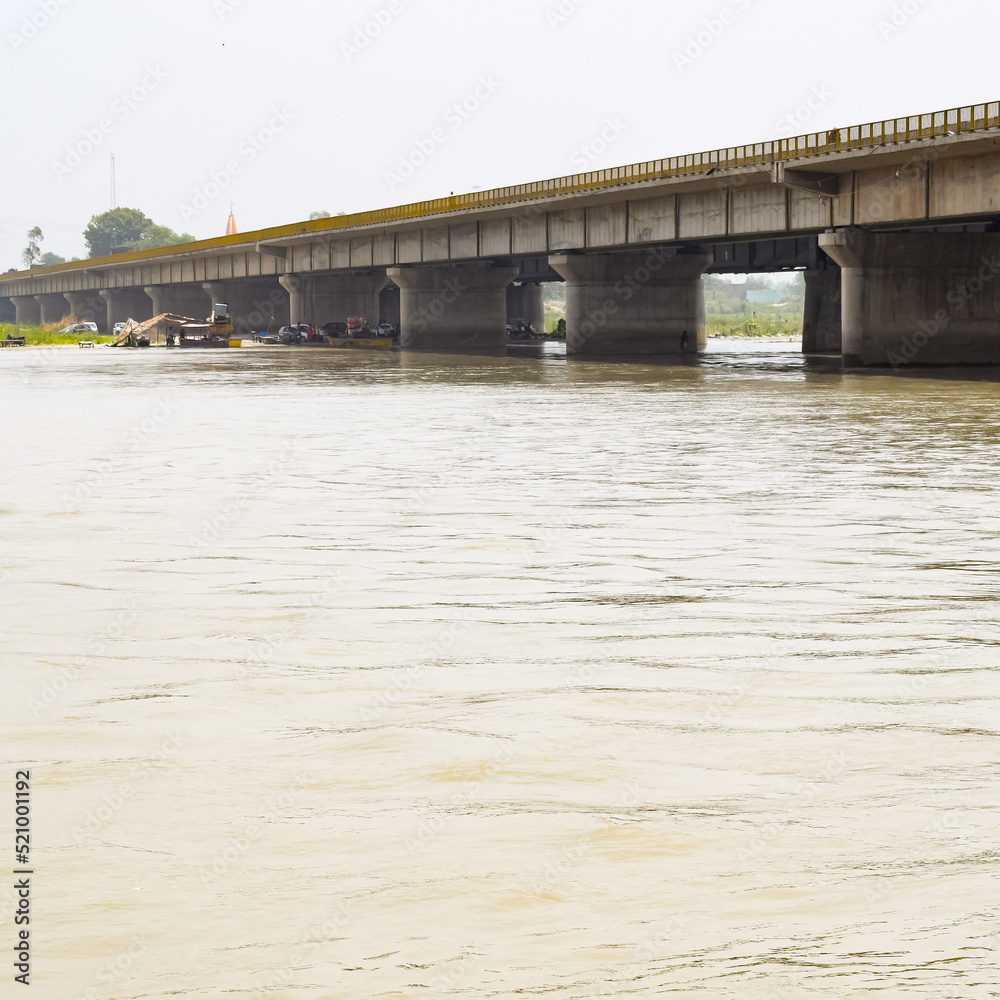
[135,223,195,251]
[82,209,193,257]
[40,251,66,266]
[21,226,43,268]
[309,210,332,220]
[84,208,152,257]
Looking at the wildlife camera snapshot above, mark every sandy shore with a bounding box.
[709,335,802,344]
[1,340,271,352]
[3,337,803,353]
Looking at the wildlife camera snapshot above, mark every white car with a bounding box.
[113,322,127,335]
[60,322,99,334]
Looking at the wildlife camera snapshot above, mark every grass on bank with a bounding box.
[1,323,115,346]
[543,290,804,340]
[706,313,803,339]
[544,305,566,336]
[540,312,800,341]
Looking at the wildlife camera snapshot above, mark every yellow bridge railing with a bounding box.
[6,101,1000,282]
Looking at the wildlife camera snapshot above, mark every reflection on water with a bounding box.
[2,342,999,999]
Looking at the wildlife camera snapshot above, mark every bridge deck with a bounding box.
[4,101,1000,288]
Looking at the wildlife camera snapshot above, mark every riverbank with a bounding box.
[710,334,802,344]
[0,327,274,351]
[1,323,115,346]
[706,314,803,338]
[1,342,92,351]
[0,337,804,352]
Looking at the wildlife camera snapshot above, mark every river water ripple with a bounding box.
[2,342,998,999]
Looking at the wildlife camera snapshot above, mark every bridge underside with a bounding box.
[11,225,1000,364]
[9,114,1000,364]
[1,234,839,355]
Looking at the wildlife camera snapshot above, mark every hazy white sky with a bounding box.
[3,0,996,264]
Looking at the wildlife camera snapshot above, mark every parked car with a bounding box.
[113,322,127,335]
[376,323,398,338]
[60,322,99,335]
[321,321,348,338]
[278,324,313,344]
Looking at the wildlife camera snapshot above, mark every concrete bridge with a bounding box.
[5,100,1000,366]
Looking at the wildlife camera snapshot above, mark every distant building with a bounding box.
[746,289,786,305]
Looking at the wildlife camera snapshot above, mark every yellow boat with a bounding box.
[326,317,398,349]
[326,336,397,350]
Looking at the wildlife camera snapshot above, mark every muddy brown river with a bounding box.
[1,342,998,999]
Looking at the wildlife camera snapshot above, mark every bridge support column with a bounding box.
[820,229,1000,367]
[801,265,842,353]
[10,296,40,326]
[144,284,211,320]
[278,273,388,327]
[100,288,154,329]
[507,282,546,334]
[203,280,289,338]
[550,251,712,356]
[387,264,519,349]
[64,291,108,331]
[0,298,14,324]
[35,294,70,326]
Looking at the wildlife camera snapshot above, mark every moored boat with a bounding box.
[177,322,232,349]
[327,335,398,350]
[175,303,242,348]
[326,317,399,350]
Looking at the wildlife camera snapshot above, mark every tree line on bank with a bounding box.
[19,208,194,268]
[19,207,346,268]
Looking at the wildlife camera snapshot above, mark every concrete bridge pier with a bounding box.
[551,251,712,356]
[101,288,154,329]
[0,298,14,324]
[279,273,388,327]
[144,284,211,320]
[64,291,108,331]
[35,294,71,326]
[9,296,40,326]
[203,280,289,338]
[801,265,842,354]
[820,229,1000,367]
[388,264,519,349]
[507,282,546,334]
